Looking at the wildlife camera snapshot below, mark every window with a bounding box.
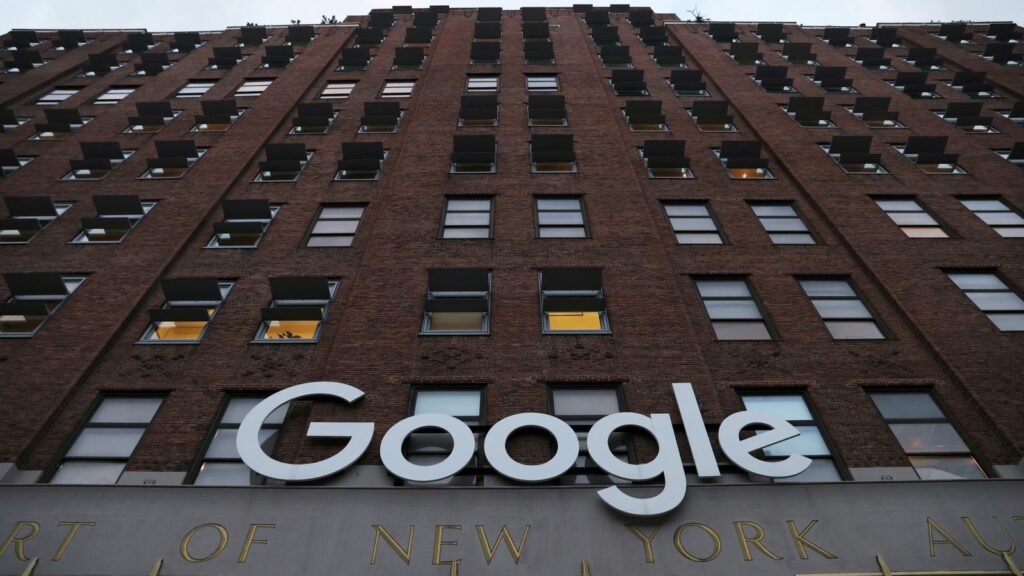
[460,95,498,127]
[360,101,403,133]
[959,197,1024,238]
[551,387,627,485]
[49,396,163,484]
[694,277,772,340]
[690,101,736,132]
[235,79,274,97]
[729,43,763,65]
[536,197,587,238]
[470,42,501,64]
[442,197,492,238]
[141,141,207,179]
[524,39,555,64]
[810,67,854,93]
[895,139,966,174]
[641,140,692,178]
[715,142,773,180]
[0,197,72,244]
[870,392,986,480]
[207,46,244,70]
[193,100,243,132]
[407,388,483,485]
[937,102,997,133]
[750,202,816,244]
[261,45,296,69]
[255,277,339,342]
[889,72,940,98]
[0,151,34,178]
[1,111,30,130]
[95,86,137,105]
[600,46,633,68]
[321,80,356,99]
[193,396,288,485]
[526,74,559,92]
[798,278,885,339]
[995,146,1024,169]
[823,136,886,174]
[290,103,337,135]
[381,79,415,98]
[208,200,280,248]
[72,196,156,243]
[336,142,386,180]
[540,268,609,333]
[611,70,648,96]
[307,204,366,247]
[783,97,834,127]
[133,53,172,76]
[653,45,685,68]
[126,101,178,134]
[663,202,722,244]
[35,87,79,106]
[467,75,499,92]
[848,97,902,128]
[873,197,947,238]
[422,269,491,334]
[63,142,133,180]
[531,134,576,173]
[393,47,425,69]
[32,109,92,139]
[528,94,566,126]
[740,394,842,482]
[450,135,496,173]
[255,143,311,182]
[752,66,796,93]
[176,80,215,99]
[945,271,1024,331]
[141,278,233,342]
[0,273,84,337]
[624,100,666,131]
[669,70,709,96]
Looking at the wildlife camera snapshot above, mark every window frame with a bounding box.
[872,196,949,238]
[175,80,216,99]
[94,85,138,105]
[35,87,80,106]
[206,204,281,249]
[796,276,888,340]
[253,278,340,343]
[944,269,1024,332]
[662,201,725,245]
[0,274,86,338]
[139,281,234,343]
[420,271,492,336]
[234,78,275,98]
[320,80,357,100]
[0,202,72,244]
[187,394,289,486]
[958,196,1024,238]
[748,201,818,245]
[539,271,610,335]
[305,204,367,248]
[547,385,632,485]
[380,79,416,98]
[71,200,157,244]
[441,196,493,239]
[139,147,208,180]
[526,74,559,92]
[820,144,888,175]
[535,196,589,239]
[693,276,775,341]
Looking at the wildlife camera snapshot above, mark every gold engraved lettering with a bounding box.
[52,521,96,561]
[19,557,38,576]
[0,522,40,561]
[580,559,591,576]
[149,558,163,576]
[179,523,229,563]
[370,525,414,565]
[734,521,783,561]
[961,516,1015,555]
[238,523,275,563]
[673,523,721,562]
[433,525,462,567]
[625,525,661,563]
[926,517,971,557]
[475,525,530,565]
[787,520,837,560]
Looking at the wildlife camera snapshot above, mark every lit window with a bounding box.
[669,70,709,96]
[873,197,948,238]
[945,271,1024,331]
[72,196,156,244]
[894,137,965,174]
[422,269,491,334]
[460,95,498,127]
[663,202,723,244]
[870,392,986,480]
[442,197,492,238]
[141,140,206,179]
[255,277,339,342]
[551,387,628,485]
[95,86,137,105]
[959,197,1024,238]
[193,100,243,132]
[306,204,366,247]
[207,200,280,248]
[467,74,499,92]
[740,394,842,482]
[36,87,79,106]
[126,101,178,134]
[0,273,85,337]
[690,100,735,132]
[783,97,834,127]
[381,79,415,98]
[797,278,885,339]
[995,144,1024,169]
[290,103,337,135]
[63,142,133,180]
[360,101,403,133]
[450,135,496,173]
[141,278,232,342]
[537,197,587,238]
[752,66,796,92]
[0,197,71,244]
[528,94,566,126]
[531,134,576,173]
[526,74,559,92]
[822,136,886,174]
[407,388,483,485]
[49,396,163,484]
[321,80,356,99]
[640,140,692,178]
[235,79,274,98]
[847,97,903,128]
[749,202,816,244]
[255,144,311,182]
[176,80,216,99]
[193,396,288,485]
[540,268,609,334]
[30,109,92,140]
[338,48,372,70]
[624,100,666,131]
[694,277,773,340]
[715,142,773,179]
[336,142,386,180]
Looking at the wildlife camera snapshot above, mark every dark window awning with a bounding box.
[626,100,664,124]
[730,42,762,62]
[172,32,202,52]
[4,273,68,298]
[197,99,239,125]
[757,23,786,43]
[692,100,730,123]
[214,221,265,235]
[532,134,574,163]
[369,10,395,28]
[720,141,765,167]
[870,27,899,47]
[584,9,609,26]
[541,268,602,291]
[612,69,646,94]
[362,101,401,125]
[477,7,502,21]
[295,103,334,127]
[80,216,131,232]
[155,140,199,160]
[405,27,433,44]
[987,23,1022,42]
[426,298,489,313]
[470,42,501,61]
[0,218,42,232]
[1007,142,1024,161]
[544,296,606,312]
[286,25,315,44]
[829,136,872,155]
[944,102,983,120]
[55,30,87,49]
[356,27,385,45]
[529,95,565,119]
[708,22,737,42]
[5,196,57,218]
[394,47,425,67]
[639,26,667,46]
[261,307,324,322]
[461,95,498,120]
[475,22,502,39]
[223,199,273,221]
[340,47,372,68]
[428,268,490,292]
[0,302,51,317]
[523,22,550,40]
[642,140,689,168]
[782,42,814,62]
[393,5,413,14]
[265,143,307,162]
[788,97,830,123]
[600,45,631,65]
[124,32,154,52]
[904,136,949,156]
[262,45,295,68]
[609,4,630,13]
[339,141,385,171]
[452,135,496,163]
[522,7,547,22]
[269,277,332,301]
[149,308,211,323]
[823,27,851,46]
[0,149,22,168]
[94,195,144,216]
[40,108,85,133]
[85,52,119,74]
[654,45,684,66]
[755,65,792,88]
[135,101,174,119]
[524,41,554,60]
[239,26,267,45]
[80,141,125,159]
[629,8,654,27]
[414,11,439,27]
[209,46,242,68]
[670,69,706,92]
[591,26,620,45]
[162,278,223,302]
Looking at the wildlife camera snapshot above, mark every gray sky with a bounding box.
[6,0,1022,31]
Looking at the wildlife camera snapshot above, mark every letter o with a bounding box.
[180,523,229,563]
[673,523,721,562]
[484,413,579,482]
[380,414,476,482]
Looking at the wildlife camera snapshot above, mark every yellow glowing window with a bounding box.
[142,280,232,343]
[0,274,85,338]
[540,269,608,334]
[261,318,321,340]
[256,278,338,342]
[546,312,603,331]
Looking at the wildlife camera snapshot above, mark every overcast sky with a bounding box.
[6,0,1022,31]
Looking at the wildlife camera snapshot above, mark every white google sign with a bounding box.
[237,382,809,517]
